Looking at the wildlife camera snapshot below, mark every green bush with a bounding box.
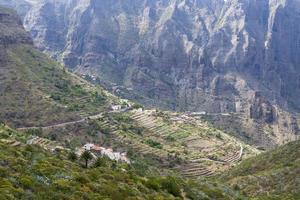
[19,176,34,189]
[146,139,163,149]
[145,177,161,191]
[93,157,108,168]
[68,152,78,161]
[161,177,181,197]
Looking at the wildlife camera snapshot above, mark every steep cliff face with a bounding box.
[18,0,300,110]
[2,0,300,147]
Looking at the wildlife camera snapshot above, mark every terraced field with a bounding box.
[97,119,170,159]
[15,108,258,179]
[27,136,64,151]
[0,139,22,147]
[100,109,259,179]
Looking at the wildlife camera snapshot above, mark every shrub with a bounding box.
[216,132,222,139]
[161,177,181,197]
[68,152,78,162]
[93,157,108,168]
[50,93,62,101]
[19,176,34,189]
[132,103,143,109]
[145,139,163,149]
[145,177,161,191]
[75,175,90,184]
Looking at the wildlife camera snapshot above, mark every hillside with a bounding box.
[0,7,115,128]
[0,125,245,200]
[220,140,300,199]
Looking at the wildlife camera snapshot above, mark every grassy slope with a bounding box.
[0,6,115,128]
[0,125,244,200]
[0,44,115,127]
[220,140,300,199]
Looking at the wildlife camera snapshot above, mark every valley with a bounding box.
[0,2,299,200]
[3,0,299,149]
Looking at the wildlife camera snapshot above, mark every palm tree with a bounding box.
[80,150,93,168]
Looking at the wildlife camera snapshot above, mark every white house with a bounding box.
[84,143,95,151]
[111,105,122,111]
[82,143,130,164]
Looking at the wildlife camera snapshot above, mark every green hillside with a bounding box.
[0,7,115,128]
[0,125,244,200]
[220,140,300,199]
[1,43,112,127]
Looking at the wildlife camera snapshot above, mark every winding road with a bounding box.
[17,107,129,131]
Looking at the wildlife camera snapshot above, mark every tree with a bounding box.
[68,151,78,162]
[132,103,143,110]
[80,150,93,168]
[93,157,107,168]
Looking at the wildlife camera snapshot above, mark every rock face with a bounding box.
[2,0,300,147]
[250,92,276,124]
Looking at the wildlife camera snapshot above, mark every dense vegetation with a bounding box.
[0,125,244,200]
[221,140,300,199]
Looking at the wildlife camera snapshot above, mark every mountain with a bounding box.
[0,6,114,128]
[221,139,300,199]
[5,0,299,148]
[0,5,299,200]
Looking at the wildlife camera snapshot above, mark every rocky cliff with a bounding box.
[2,0,300,147]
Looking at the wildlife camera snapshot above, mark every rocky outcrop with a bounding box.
[250,92,277,124]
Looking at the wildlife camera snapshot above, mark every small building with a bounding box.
[84,143,95,151]
[189,111,207,116]
[111,105,122,111]
[82,143,130,164]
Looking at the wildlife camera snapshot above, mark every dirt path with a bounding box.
[17,117,92,131]
[17,107,130,131]
[238,144,244,160]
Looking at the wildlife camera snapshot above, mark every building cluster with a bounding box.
[83,143,130,164]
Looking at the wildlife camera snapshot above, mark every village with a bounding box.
[26,136,130,165]
[78,143,130,164]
